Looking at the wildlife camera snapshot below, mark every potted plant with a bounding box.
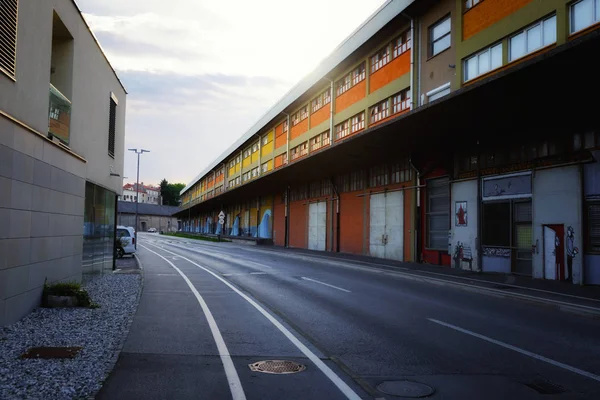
[42,281,98,308]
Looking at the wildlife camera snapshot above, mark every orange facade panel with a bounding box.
[273,197,285,246]
[275,123,287,149]
[311,104,330,128]
[339,192,365,255]
[369,51,411,94]
[463,0,533,40]
[274,154,285,169]
[335,80,366,113]
[290,118,308,140]
[289,201,307,249]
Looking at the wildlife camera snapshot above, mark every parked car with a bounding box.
[148,227,157,233]
[116,225,136,258]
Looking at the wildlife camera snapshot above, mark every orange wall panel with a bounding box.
[463,0,533,40]
[335,80,366,113]
[290,118,308,140]
[274,198,285,246]
[369,51,411,93]
[274,154,285,169]
[311,104,330,128]
[275,122,287,149]
[339,192,365,255]
[289,201,307,249]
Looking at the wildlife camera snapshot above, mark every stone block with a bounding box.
[33,159,52,189]
[0,265,30,299]
[31,186,51,213]
[0,117,15,147]
[9,209,31,238]
[0,144,13,179]
[30,212,51,238]
[30,236,63,264]
[13,126,44,160]
[0,176,11,208]
[0,209,9,240]
[12,150,34,184]
[5,238,30,269]
[4,288,42,326]
[10,180,33,211]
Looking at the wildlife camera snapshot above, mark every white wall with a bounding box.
[532,166,582,283]
[450,179,479,271]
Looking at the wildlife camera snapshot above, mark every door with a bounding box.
[369,191,404,260]
[544,226,557,280]
[308,202,326,251]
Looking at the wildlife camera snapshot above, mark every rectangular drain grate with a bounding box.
[523,380,566,395]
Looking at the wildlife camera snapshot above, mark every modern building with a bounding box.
[0,0,127,325]
[117,201,180,233]
[177,0,600,285]
[120,183,162,205]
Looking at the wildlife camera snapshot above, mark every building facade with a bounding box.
[121,183,161,205]
[117,201,180,233]
[177,0,600,285]
[0,0,127,325]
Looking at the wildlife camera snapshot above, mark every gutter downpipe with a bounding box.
[330,178,341,253]
[401,12,415,110]
[409,155,420,262]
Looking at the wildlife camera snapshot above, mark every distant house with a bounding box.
[117,201,181,232]
[121,183,162,205]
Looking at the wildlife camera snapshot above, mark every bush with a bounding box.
[42,281,98,308]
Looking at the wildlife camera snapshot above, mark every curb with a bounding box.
[87,254,145,400]
[383,270,600,319]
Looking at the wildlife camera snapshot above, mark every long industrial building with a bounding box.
[176,0,600,285]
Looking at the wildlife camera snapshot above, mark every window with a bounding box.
[391,160,412,184]
[251,167,259,178]
[252,142,259,153]
[300,106,308,120]
[108,98,117,158]
[311,90,331,113]
[262,135,269,145]
[464,43,502,82]
[322,130,330,146]
[261,162,269,173]
[352,62,366,85]
[371,47,390,73]
[336,75,351,96]
[587,201,600,253]
[426,177,449,250]
[310,135,321,151]
[369,165,389,187]
[430,16,451,57]
[243,149,251,158]
[299,142,308,156]
[370,99,390,123]
[392,30,411,58]
[392,88,411,114]
[236,155,241,163]
[335,121,349,140]
[465,0,482,10]
[0,0,18,78]
[351,113,365,133]
[509,16,556,61]
[570,0,600,34]
[283,120,289,132]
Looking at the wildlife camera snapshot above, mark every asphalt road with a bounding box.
[97,233,600,400]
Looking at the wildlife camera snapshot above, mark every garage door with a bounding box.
[308,202,327,251]
[369,191,404,261]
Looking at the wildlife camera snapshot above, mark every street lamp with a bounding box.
[128,148,150,249]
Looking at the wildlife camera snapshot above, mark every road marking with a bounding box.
[145,243,362,400]
[301,277,351,293]
[141,245,246,400]
[428,318,600,383]
[250,272,268,275]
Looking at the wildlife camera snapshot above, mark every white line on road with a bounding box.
[428,318,600,383]
[301,277,351,293]
[250,272,268,275]
[145,243,362,400]
[140,245,246,400]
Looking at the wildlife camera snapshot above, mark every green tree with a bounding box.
[160,179,186,206]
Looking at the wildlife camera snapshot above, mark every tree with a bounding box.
[160,179,186,206]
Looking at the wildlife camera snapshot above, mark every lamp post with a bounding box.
[128,148,150,249]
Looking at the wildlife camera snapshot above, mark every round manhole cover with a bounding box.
[376,380,434,398]
[248,360,306,374]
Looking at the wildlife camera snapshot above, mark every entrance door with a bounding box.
[544,226,557,280]
[308,202,326,251]
[369,191,404,260]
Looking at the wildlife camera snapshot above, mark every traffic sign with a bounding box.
[218,210,225,225]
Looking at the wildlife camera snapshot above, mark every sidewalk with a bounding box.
[258,246,600,315]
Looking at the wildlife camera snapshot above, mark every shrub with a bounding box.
[42,281,97,308]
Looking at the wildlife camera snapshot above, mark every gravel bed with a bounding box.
[0,274,142,400]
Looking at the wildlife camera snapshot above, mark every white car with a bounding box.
[116,225,136,258]
[148,228,157,233]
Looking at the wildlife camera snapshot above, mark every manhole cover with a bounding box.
[21,346,82,359]
[376,380,434,398]
[248,360,306,374]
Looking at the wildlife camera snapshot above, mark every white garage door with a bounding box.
[369,191,404,261]
[308,202,327,251]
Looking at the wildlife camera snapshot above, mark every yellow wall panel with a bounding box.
[242,157,251,168]
[261,141,273,156]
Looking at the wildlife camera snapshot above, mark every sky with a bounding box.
[76,0,388,187]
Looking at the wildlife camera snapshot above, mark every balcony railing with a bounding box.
[48,84,72,146]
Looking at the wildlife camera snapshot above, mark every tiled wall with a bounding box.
[0,118,86,326]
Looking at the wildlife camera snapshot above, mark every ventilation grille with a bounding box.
[0,0,18,78]
[108,98,116,157]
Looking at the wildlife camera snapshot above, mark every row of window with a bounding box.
[336,62,366,96]
[290,142,309,161]
[312,89,332,113]
[292,105,309,126]
[335,112,365,140]
[371,30,411,73]
[370,88,411,124]
[310,130,331,152]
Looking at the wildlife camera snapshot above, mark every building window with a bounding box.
[108,98,117,158]
[464,43,502,82]
[465,0,482,10]
[370,99,390,123]
[262,135,269,145]
[570,0,600,34]
[0,0,18,78]
[430,15,451,57]
[312,89,331,113]
[371,46,390,73]
[351,113,365,133]
[335,121,349,140]
[283,119,289,133]
[391,160,412,183]
[352,62,366,85]
[392,88,411,114]
[243,149,251,158]
[261,162,269,173]
[252,142,259,153]
[336,75,351,96]
[392,30,411,58]
[509,16,556,62]
[369,164,389,188]
[426,177,449,250]
[251,167,259,178]
[586,201,600,253]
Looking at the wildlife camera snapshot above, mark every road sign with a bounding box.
[218,210,225,225]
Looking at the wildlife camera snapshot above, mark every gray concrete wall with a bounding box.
[0,0,126,326]
[118,214,179,233]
